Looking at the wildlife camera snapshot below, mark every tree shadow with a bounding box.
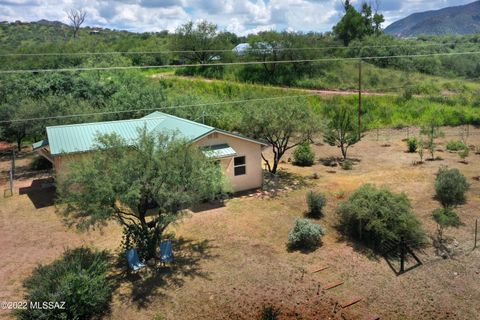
[112,237,219,309]
[286,242,323,254]
[191,199,226,213]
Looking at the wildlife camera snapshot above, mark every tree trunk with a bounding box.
[341,144,348,160]
[271,160,279,174]
[16,137,23,152]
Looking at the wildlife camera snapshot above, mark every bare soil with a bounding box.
[1,126,480,320]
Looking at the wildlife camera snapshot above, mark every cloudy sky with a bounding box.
[0,0,475,35]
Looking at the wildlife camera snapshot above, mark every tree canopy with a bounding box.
[333,1,385,46]
[323,100,364,160]
[57,129,228,259]
[240,98,322,174]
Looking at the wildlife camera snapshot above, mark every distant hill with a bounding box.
[385,1,480,37]
[0,20,154,53]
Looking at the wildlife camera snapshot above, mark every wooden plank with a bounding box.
[324,281,344,290]
[311,266,329,273]
[341,297,362,308]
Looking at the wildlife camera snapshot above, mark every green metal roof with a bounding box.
[202,144,237,158]
[32,139,49,151]
[45,112,214,156]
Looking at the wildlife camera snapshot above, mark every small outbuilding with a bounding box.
[33,111,267,193]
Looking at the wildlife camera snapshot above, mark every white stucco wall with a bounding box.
[53,131,265,193]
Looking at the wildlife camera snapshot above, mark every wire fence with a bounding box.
[363,125,480,142]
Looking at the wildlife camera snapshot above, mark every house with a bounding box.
[33,111,268,193]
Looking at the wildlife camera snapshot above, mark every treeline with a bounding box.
[2,68,479,151]
[4,18,480,82]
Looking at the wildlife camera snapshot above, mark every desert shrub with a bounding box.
[341,159,353,170]
[433,207,461,229]
[320,157,338,167]
[287,218,325,251]
[406,137,418,153]
[337,184,425,251]
[292,142,315,167]
[435,167,469,208]
[432,207,461,242]
[446,140,467,151]
[260,305,281,320]
[306,191,326,218]
[459,148,469,162]
[16,247,112,320]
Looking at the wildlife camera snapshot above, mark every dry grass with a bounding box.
[1,127,480,319]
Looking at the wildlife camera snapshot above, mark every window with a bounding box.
[234,156,246,176]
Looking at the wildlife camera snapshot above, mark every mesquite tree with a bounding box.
[57,129,227,259]
[241,98,321,174]
[323,103,364,160]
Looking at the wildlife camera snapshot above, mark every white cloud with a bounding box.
[0,0,475,34]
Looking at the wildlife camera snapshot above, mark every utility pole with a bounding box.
[9,167,13,196]
[11,148,16,177]
[358,58,362,140]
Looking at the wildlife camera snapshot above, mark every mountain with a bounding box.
[385,1,480,37]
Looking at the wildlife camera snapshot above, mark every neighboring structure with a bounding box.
[33,111,267,193]
[232,42,275,56]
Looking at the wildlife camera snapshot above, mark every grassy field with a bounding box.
[179,60,480,95]
[1,126,480,319]
[158,76,480,131]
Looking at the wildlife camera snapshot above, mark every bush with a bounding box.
[292,142,315,167]
[16,247,113,320]
[433,207,461,242]
[406,137,418,153]
[459,148,469,162]
[446,140,467,151]
[287,218,325,251]
[433,207,461,229]
[337,184,425,251]
[435,167,469,207]
[341,159,353,170]
[306,191,326,218]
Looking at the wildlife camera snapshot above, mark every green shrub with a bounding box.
[446,140,467,151]
[433,207,461,229]
[306,191,326,218]
[435,167,469,208]
[337,184,425,251]
[341,159,353,170]
[433,207,461,241]
[16,247,112,320]
[287,218,325,251]
[406,137,418,153]
[459,147,469,161]
[292,142,315,167]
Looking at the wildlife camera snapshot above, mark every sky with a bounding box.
[0,0,475,35]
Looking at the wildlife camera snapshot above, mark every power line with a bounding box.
[2,50,480,74]
[0,42,466,57]
[0,93,319,124]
